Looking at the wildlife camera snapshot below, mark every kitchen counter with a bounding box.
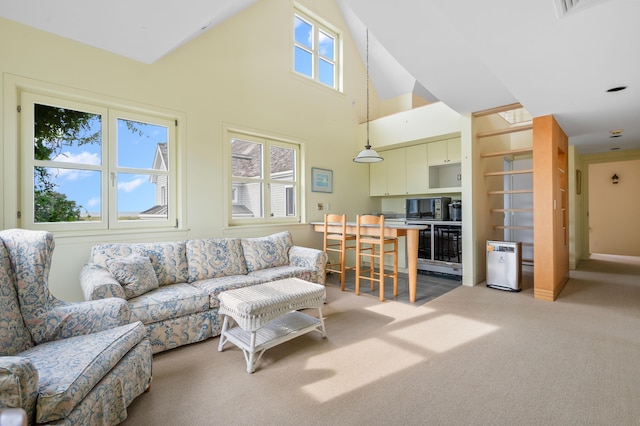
[310,221,428,303]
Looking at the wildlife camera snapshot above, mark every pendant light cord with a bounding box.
[366,29,371,149]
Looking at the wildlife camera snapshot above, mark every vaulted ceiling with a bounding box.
[2,0,639,155]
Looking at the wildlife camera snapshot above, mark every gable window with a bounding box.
[20,90,180,232]
[229,132,300,225]
[293,7,341,90]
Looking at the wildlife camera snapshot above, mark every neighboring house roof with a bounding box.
[232,204,254,217]
[139,205,167,215]
[150,142,168,184]
[231,138,294,178]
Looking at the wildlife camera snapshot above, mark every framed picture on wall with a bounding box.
[311,168,333,193]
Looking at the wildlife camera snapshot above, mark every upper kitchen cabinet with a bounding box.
[370,147,406,196]
[405,144,429,194]
[427,138,461,165]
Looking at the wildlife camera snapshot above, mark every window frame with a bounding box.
[17,86,184,233]
[227,130,301,226]
[293,5,342,92]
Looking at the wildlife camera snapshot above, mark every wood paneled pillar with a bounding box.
[533,115,569,300]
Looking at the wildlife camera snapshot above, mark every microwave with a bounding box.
[406,197,451,221]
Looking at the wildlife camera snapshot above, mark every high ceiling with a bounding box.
[2,0,639,155]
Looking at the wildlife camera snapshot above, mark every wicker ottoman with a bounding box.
[217,278,326,373]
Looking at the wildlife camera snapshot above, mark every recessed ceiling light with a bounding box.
[610,129,624,134]
[606,86,627,93]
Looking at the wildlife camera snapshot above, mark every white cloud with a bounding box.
[53,151,100,165]
[118,176,147,193]
[86,197,101,208]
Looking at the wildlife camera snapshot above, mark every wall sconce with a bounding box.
[612,173,619,184]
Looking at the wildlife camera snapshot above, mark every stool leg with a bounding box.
[379,245,385,302]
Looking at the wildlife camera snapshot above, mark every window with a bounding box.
[229,132,300,225]
[293,7,341,90]
[20,91,180,231]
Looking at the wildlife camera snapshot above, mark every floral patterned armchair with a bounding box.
[0,229,152,425]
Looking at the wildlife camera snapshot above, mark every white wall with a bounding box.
[588,159,640,256]
[0,0,379,301]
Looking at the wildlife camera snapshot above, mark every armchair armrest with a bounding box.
[0,357,38,424]
[288,246,328,284]
[44,297,131,342]
[80,263,126,301]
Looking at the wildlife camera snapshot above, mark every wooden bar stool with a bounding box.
[323,213,356,290]
[355,214,398,301]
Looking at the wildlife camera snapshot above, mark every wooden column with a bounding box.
[533,115,569,301]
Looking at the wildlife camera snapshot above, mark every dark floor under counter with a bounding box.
[325,269,461,306]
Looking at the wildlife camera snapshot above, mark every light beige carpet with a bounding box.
[122,256,640,425]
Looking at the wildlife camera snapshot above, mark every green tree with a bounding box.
[33,104,99,222]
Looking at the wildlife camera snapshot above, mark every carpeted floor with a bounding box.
[122,255,640,425]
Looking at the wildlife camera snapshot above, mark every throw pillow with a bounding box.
[241,231,292,272]
[186,238,248,282]
[106,255,159,299]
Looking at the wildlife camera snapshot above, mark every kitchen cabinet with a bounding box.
[369,147,406,196]
[427,138,461,165]
[405,144,429,194]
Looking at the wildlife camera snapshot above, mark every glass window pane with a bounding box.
[33,166,101,223]
[34,103,102,163]
[294,46,313,77]
[319,30,334,60]
[117,173,168,221]
[232,181,263,218]
[270,145,295,180]
[319,59,335,87]
[294,16,312,48]
[117,119,169,170]
[271,183,296,218]
[232,139,263,178]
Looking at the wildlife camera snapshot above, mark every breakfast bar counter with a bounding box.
[311,221,428,303]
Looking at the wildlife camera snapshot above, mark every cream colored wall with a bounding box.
[587,159,640,256]
[0,0,379,301]
[580,149,640,259]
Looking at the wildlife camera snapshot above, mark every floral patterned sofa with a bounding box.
[0,229,152,426]
[80,231,327,354]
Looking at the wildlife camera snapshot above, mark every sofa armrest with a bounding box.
[288,246,328,284]
[80,262,126,301]
[0,357,38,424]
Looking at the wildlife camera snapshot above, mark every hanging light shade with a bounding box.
[354,29,383,164]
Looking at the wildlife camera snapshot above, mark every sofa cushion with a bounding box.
[106,255,159,299]
[247,265,313,284]
[186,238,248,282]
[90,242,189,286]
[0,243,33,356]
[127,283,210,324]
[190,275,262,309]
[20,321,146,424]
[241,231,292,272]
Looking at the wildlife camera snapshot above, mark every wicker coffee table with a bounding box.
[217,278,326,373]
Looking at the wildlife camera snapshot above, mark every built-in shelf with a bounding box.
[484,169,533,177]
[491,208,534,213]
[494,225,534,230]
[488,189,533,195]
[476,123,533,139]
[480,147,533,158]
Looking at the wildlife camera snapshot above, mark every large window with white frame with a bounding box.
[229,131,300,225]
[20,90,180,231]
[293,6,341,90]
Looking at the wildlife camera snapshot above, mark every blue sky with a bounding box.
[46,117,167,216]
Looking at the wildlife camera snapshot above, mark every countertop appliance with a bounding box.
[406,197,451,221]
[449,201,462,221]
[486,241,522,292]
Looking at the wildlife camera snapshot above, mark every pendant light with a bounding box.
[353,29,383,163]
